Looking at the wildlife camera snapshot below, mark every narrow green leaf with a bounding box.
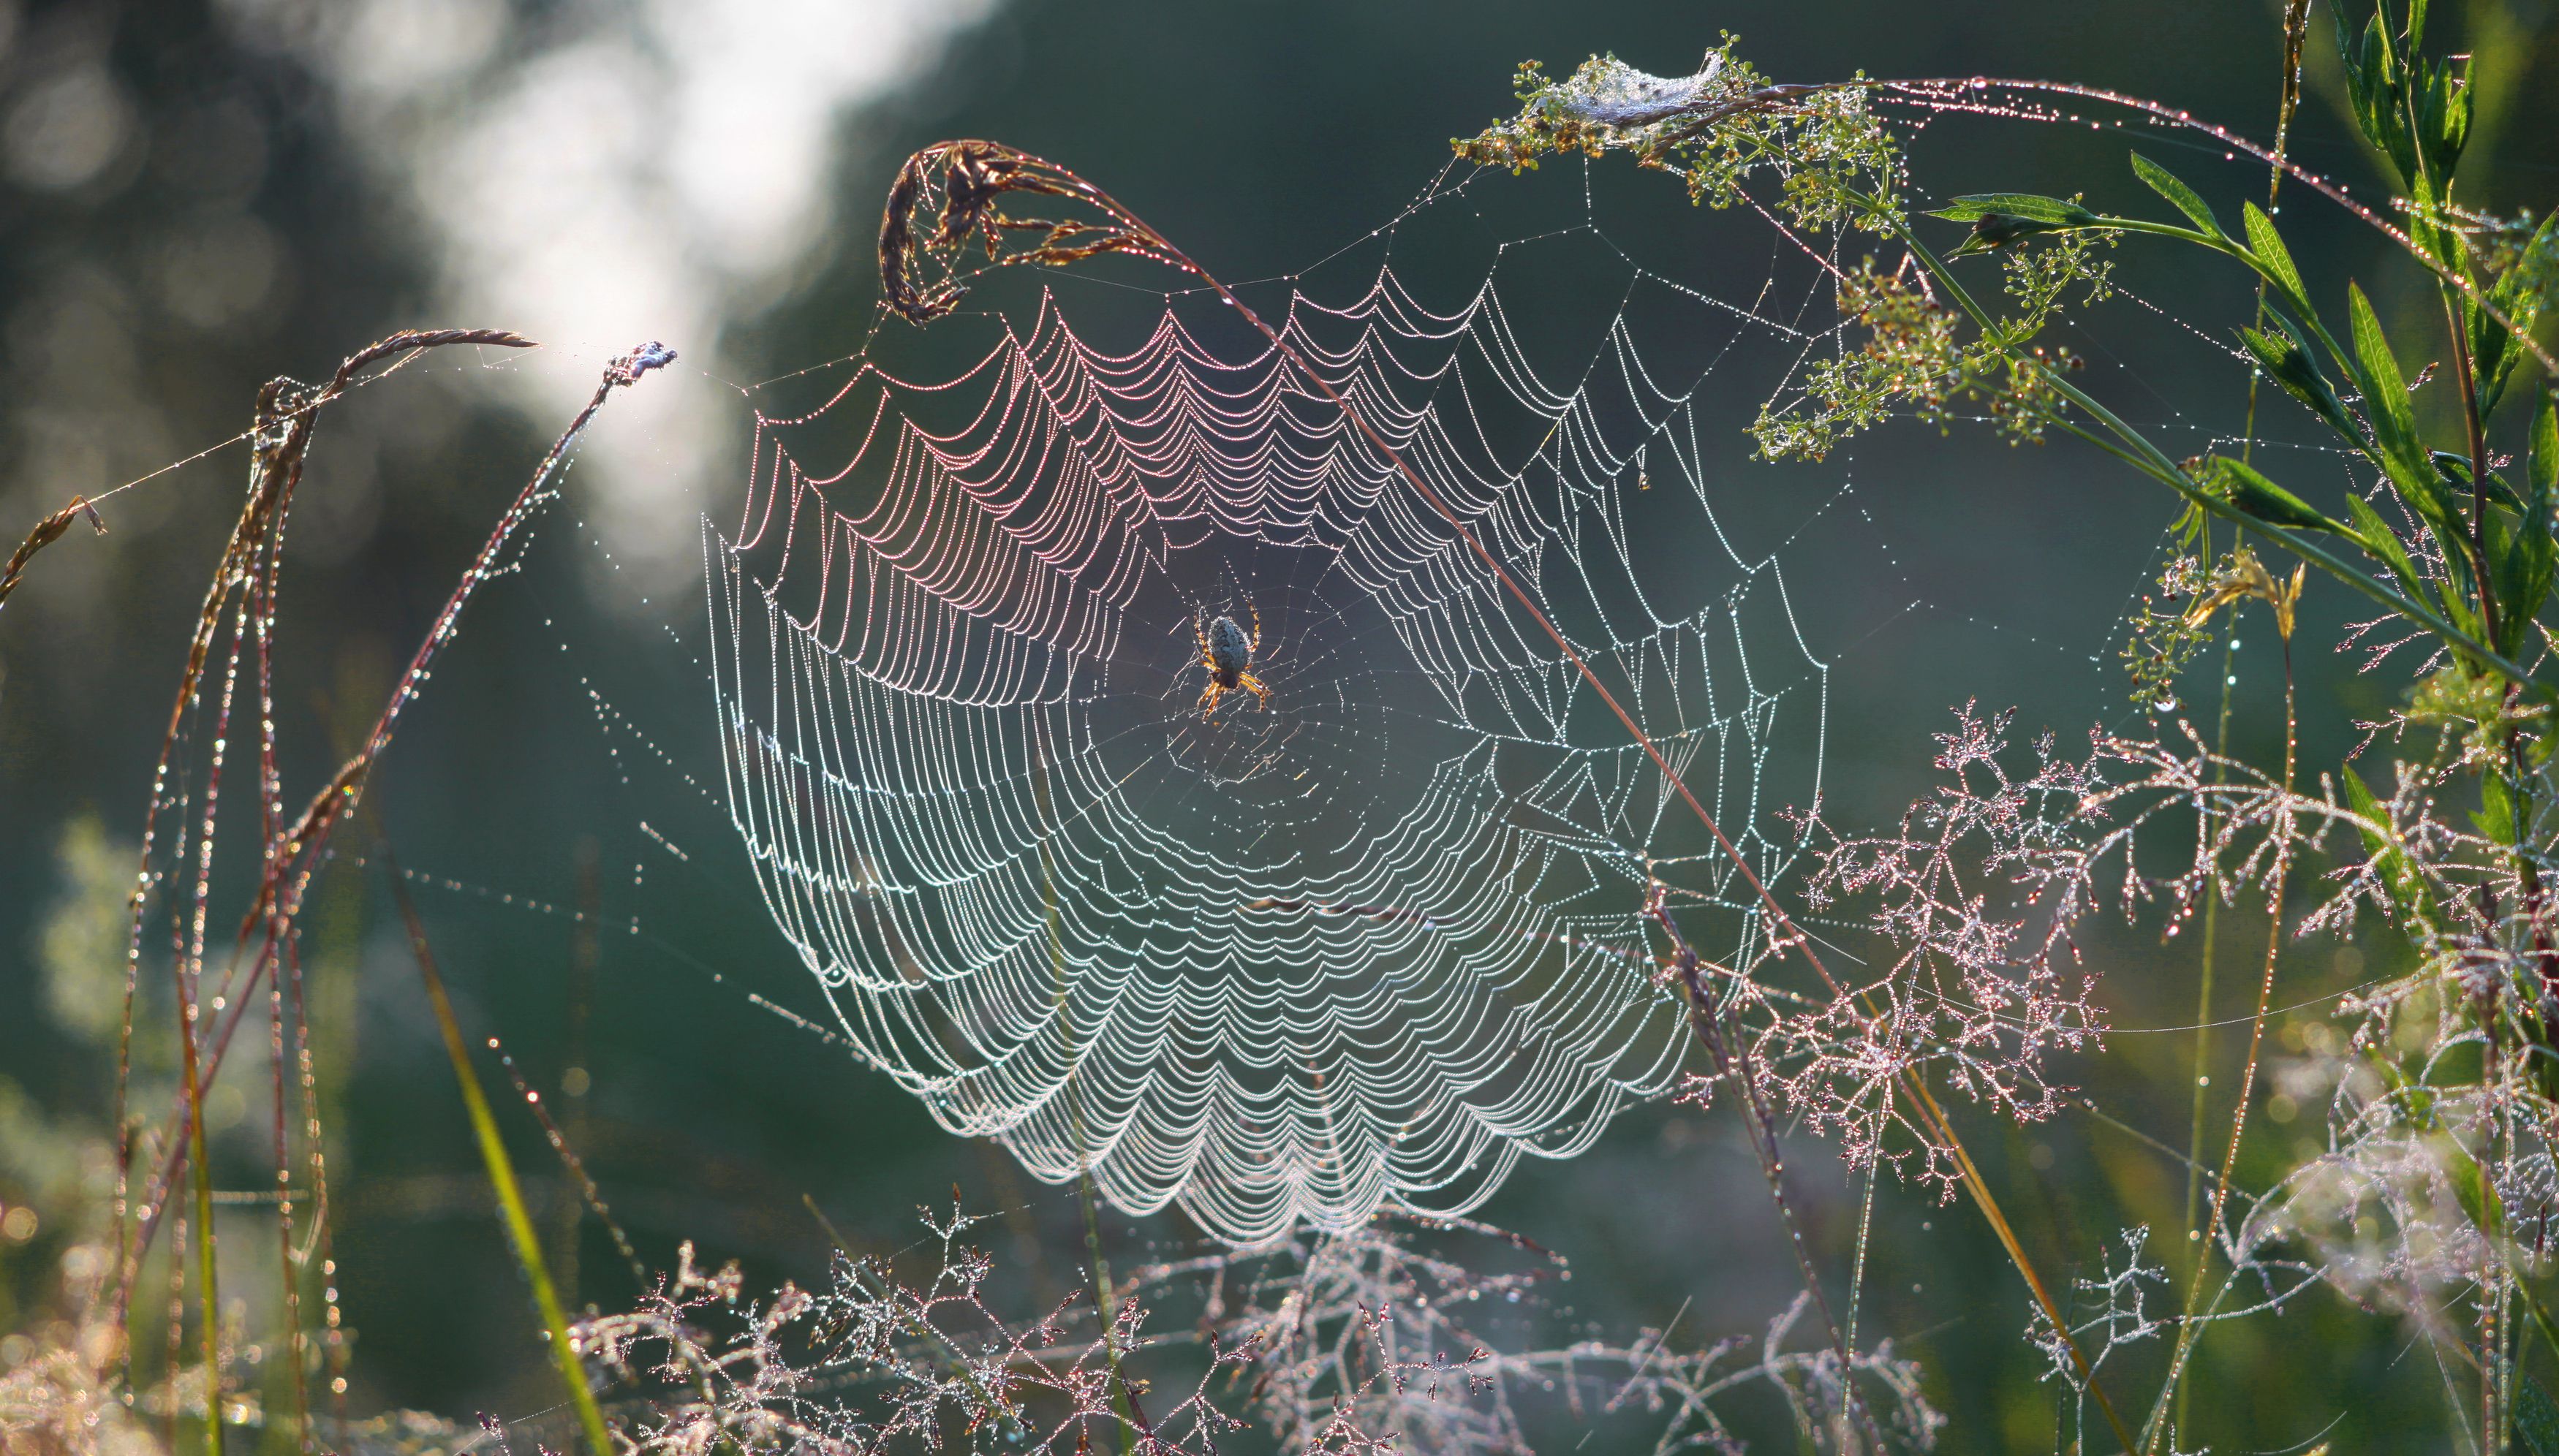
[2521,1379,2559,1456]
[2449,1139,2492,1227]
[2339,493,2412,572]
[1929,193,2100,226]
[2478,772,2520,844]
[2239,325,2356,442]
[2478,212,2558,416]
[2432,452,2526,513]
[2342,493,2430,603]
[2419,56,2470,187]
[2331,1,2373,132]
[2345,9,2418,186]
[2535,394,2559,498]
[2340,764,2432,922]
[2504,404,2559,652]
[2242,202,2307,310]
[390,857,615,1456]
[2128,152,2222,237]
[2203,456,2357,537]
[2346,284,2449,526]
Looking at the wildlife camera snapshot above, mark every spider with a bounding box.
[1192,599,1271,715]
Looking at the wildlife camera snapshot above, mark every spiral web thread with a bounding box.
[707,178,1861,1243]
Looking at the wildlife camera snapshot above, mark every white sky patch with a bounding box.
[224,0,997,592]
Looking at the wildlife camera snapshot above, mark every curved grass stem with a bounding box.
[1903,1077,2137,1453]
[384,846,614,1456]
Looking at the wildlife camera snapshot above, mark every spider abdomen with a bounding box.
[1206,613,1252,686]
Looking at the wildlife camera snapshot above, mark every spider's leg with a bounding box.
[1196,681,1222,715]
[1195,609,1215,670]
[1239,672,1271,710]
[1247,596,1262,654]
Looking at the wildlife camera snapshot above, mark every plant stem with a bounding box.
[1903,1077,2136,1452]
[385,847,613,1456]
[1649,900,1878,1451]
[184,1003,219,1456]
[2176,35,2302,1425]
[2177,619,2237,1267]
[2147,629,2297,1452]
[2446,289,2502,653]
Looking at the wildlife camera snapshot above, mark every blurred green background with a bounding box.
[3,0,2557,1449]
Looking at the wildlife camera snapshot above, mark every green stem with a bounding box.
[2179,622,2238,1270]
[2145,626,2297,1453]
[386,852,613,1456]
[184,1010,219,1456]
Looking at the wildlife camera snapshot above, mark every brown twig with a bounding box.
[113,335,673,1331]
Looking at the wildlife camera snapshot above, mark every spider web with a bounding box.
[701,162,1889,1243]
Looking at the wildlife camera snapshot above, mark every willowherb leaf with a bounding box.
[2486,453,2555,656]
[2238,322,2356,444]
[1930,194,2099,226]
[2473,209,2557,416]
[2536,393,2559,499]
[2241,201,2307,309]
[2342,493,2434,616]
[2340,764,2435,925]
[2199,455,2356,538]
[2346,284,2454,532]
[2128,152,2223,237]
[2336,4,2419,188]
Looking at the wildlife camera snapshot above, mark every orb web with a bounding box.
[707,175,1855,1242]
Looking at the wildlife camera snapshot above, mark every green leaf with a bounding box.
[2128,152,2222,236]
[2348,284,2416,441]
[2477,770,2520,843]
[390,859,616,1456]
[2537,394,2559,499]
[2340,7,2419,186]
[2490,508,2553,659]
[2449,1137,2493,1226]
[1935,194,2106,258]
[2343,493,2430,601]
[2239,325,2357,443]
[2522,1379,2559,1456]
[1929,193,2100,226]
[2346,284,2453,531]
[2242,202,2307,310]
[2498,401,2559,653]
[2432,452,2529,514]
[2201,455,2358,537]
[2346,760,2439,930]
[2474,210,2557,417]
[2415,53,2469,187]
